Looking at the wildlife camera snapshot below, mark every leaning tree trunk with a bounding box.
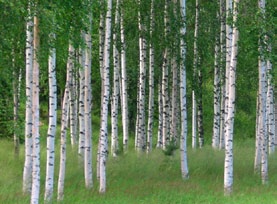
[23,0,33,195]
[44,31,57,203]
[57,43,73,201]
[224,0,239,196]
[99,0,112,193]
[31,14,40,204]
[180,0,189,180]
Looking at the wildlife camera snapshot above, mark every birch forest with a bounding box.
[0,0,276,203]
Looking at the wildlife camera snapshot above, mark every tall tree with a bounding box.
[147,0,155,153]
[23,0,33,195]
[224,0,239,196]
[84,1,93,188]
[44,29,57,202]
[99,0,112,193]
[31,13,40,204]
[180,0,189,180]
[57,43,73,200]
[120,0,129,152]
[111,0,120,157]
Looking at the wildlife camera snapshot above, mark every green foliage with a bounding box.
[162,140,178,156]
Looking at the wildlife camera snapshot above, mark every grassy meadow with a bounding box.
[1,137,277,204]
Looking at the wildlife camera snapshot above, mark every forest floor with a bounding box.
[1,138,277,204]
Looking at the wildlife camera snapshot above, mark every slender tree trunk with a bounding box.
[111,0,120,157]
[192,0,199,149]
[136,0,147,152]
[147,0,155,153]
[171,56,178,145]
[84,8,93,189]
[224,0,239,196]
[23,0,33,195]
[162,0,170,150]
[31,14,40,204]
[99,0,112,193]
[120,3,129,152]
[180,0,189,180]
[57,44,73,200]
[44,32,57,203]
[219,0,226,150]
[254,92,262,173]
[78,46,85,163]
[212,33,220,149]
[157,79,163,148]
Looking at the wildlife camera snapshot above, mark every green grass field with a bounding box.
[1,138,277,204]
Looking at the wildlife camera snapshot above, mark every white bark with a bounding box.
[120,4,129,152]
[99,0,112,193]
[78,46,85,162]
[157,81,163,148]
[111,0,120,157]
[267,59,274,154]
[147,0,155,153]
[84,11,93,189]
[254,92,262,173]
[162,0,170,150]
[180,0,189,180]
[57,44,73,200]
[224,0,239,195]
[212,25,221,149]
[192,0,199,149]
[44,32,57,203]
[219,0,226,150]
[171,57,178,145]
[136,0,147,151]
[23,0,33,194]
[31,15,40,204]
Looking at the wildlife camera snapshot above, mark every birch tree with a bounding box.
[120,1,129,152]
[136,0,147,151]
[23,0,33,194]
[111,0,120,157]
[180,0,189,180]
[224,0,239,195]
[162,0,170,150]
[84,3,93,188]
[99,0,112,193]
[192,0,199,148]
[57,44,73,200]
[44,30,57,202]
[31,14,40,204]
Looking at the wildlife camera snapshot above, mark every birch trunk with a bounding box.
[84,9,93,189]
[180,0,189,180]
[57,44,73,200]
[23,0,33,194]
[171,57,178,145]
[162,0,170,150]
[78,47,85,162]
[212,34,220,149]
[258,0,268,184]
[147,0,155,153]
[31,15,40,204]
[192,0,199,149]
[223,0,233,149]
[254,92,262,173]
[120,3,129,152]
[157,80,163,148]
[136,0,147,151]
[111,0,120,157]
[224,0,239,195]
[99,0,112,193]
[44,32,57,203]
[219,0,226,150]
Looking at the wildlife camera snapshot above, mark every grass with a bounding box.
[1,138,277,204]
